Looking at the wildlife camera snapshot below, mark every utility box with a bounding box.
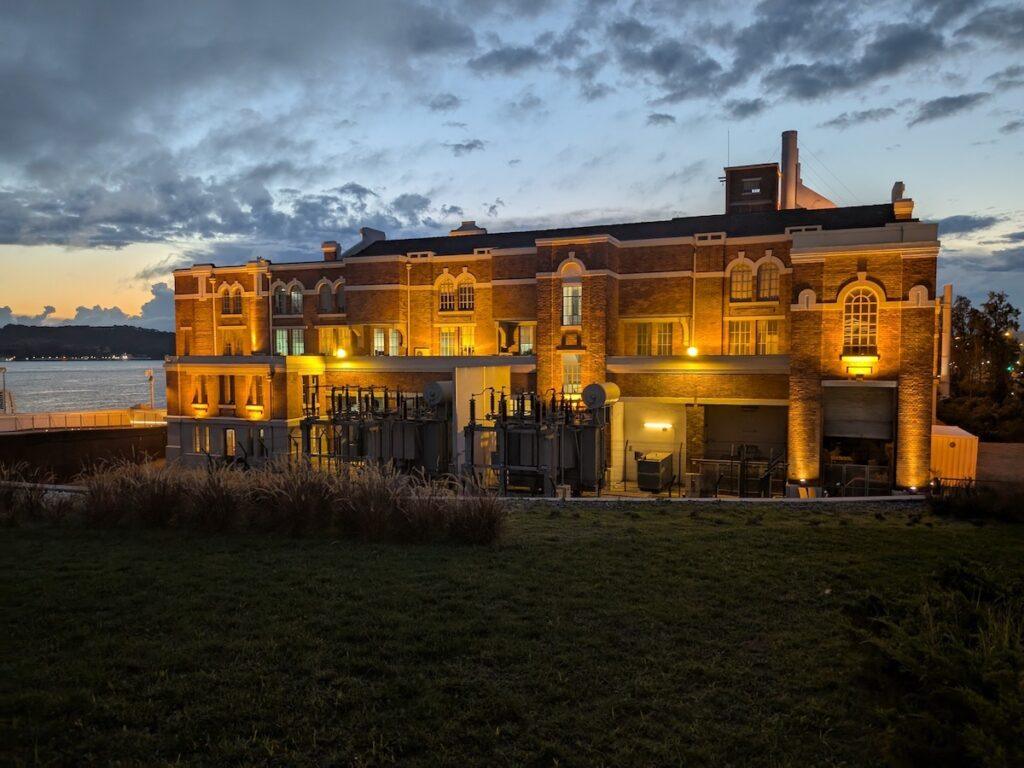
[931,425,978,481]
[637,451,674,493]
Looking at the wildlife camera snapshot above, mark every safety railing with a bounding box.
[822,463,891,496]
[0,407,166,433]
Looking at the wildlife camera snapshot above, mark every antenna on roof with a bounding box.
[727,129,730,167]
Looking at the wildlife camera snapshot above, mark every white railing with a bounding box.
[0,407,167,433]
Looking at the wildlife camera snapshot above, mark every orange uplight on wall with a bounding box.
[245,404,265,418]
[841,354,879,376]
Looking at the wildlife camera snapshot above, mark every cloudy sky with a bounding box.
[1,0,1022,331]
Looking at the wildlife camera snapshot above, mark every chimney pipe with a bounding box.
[781,130,798,209]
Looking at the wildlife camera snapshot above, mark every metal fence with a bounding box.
[693,458,788,498]
[822,463,891,496]
[0,407,166,433]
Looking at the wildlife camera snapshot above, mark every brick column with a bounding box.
[787,308,822,483]
[896,305,934,488]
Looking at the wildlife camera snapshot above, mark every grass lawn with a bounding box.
[2,501,1022,767]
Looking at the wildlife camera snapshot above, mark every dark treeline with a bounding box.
[0,324,173,359]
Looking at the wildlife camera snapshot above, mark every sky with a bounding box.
[0,0,1021,332]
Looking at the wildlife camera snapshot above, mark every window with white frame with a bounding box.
[457,282,474,311]
[221,290,233,315]
[389,329,402,357]
[843,287,878,354]
[438,277,456,312]
[274,328,288,355]
[518,324,534,354]
[289,328,305,355]
[562,353,582,394]
[562,283,582,325]
[289,286,303,315]
[273,286,288,315]
[755,319,780,355]
[730,264,753,301]
[728,320,753,355]
[224,428,237,457]
[373,327,386,355]
[439,328,456,356]
[460,326,474,355]
[756,263,780,300]
[636,323,652,355]
[657,322,673,356]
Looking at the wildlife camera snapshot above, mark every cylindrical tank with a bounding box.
[423,380,453,408]
[582,381,621,410]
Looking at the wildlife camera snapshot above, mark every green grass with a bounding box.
[2,501,1022,767]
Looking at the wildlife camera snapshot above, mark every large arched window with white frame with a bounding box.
[231,287,242,315]
[272,285,288,315]
[843,287,879,355]
[756,263,779,300]
[730,263,753,301]
[289,284,303,315]
[438,276,456,312]
[318,283,333,313]
[220,287,233,315]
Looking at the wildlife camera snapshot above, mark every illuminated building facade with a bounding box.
[166,131,943,492]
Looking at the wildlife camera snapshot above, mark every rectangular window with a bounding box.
[221,329,245,356]
[755,319,780,355]
[728,321,753,355]
[274,329,288,355]
[742,177,761,195]
[460,326,475,355]
[225,428,236,457]
[373,328,386,355]
[192,426,201,453]
[458,283,474,311]
[636,323,652,356]
[389,329,402,357]
[194,375,208,405]
[250,376,264,407]
[562,284,582,326]
[219,375,235,405]
[439,328,456,356]
[289,328,305,355]
[518,324,534,354]
[657,322,673,356]
[562,353,582,395]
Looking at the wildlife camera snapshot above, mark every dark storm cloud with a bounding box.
[724,98,768,118]
[908,92,990,125]
[766,23,945,100]
[467,44,546,74]
[444,139,486,156]
[936,214,1002,235]
[390,193,432,224]
[1001,120,1024,134]
[952,246,1024,272]
[428,93,463,111]
[504,91,546,116]
[646,112,676,125]
[606,18,656,45]
[819,107,897,129]
[956,5,1024,48]
[614,38,723,102]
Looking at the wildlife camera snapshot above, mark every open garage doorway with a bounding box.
[822,383,895,495]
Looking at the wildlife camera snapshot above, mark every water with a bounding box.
[0,360,167,413]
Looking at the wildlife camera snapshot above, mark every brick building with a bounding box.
[166,131,944,493]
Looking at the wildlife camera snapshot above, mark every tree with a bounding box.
[949,292,1021,400]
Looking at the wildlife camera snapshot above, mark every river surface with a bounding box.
[0,360,167,413]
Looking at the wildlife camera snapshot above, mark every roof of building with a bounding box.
[353,203,901,257]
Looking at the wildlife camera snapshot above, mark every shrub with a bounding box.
[929,483,1024,523]
[847,561,1024,767]
[11,459,508,544]
[0,462,61,526]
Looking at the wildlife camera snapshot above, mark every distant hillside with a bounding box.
[0,325,174,359]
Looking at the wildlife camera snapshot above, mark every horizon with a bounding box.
[1,0,1022,331]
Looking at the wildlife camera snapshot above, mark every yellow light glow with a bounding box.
[643,421,673,431]
[686,346,698,357]
[334,348,347,358]
[840,354,879,365]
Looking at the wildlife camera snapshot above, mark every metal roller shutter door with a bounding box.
[823,386,894,440]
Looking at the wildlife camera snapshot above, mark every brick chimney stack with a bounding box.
[321,240,340,261]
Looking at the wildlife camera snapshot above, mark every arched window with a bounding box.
[756,263,779,300]
[843,287,878,354]
[231,288,242,315]
[220,289,232,315]
[730,263,753,301]
[457,282,474,311]
[289,286,303,315]
[318,284,333,313]
[335,286,345,313]
[273,286,288,315]
[438,277,456,312]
